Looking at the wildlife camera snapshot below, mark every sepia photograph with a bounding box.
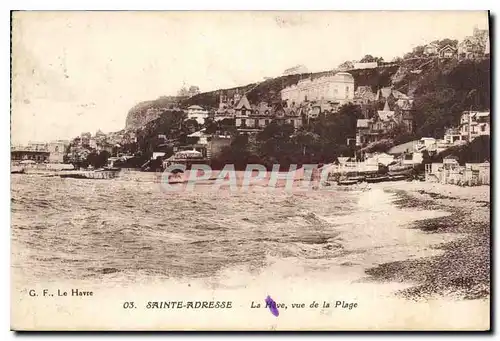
[10,10,491,331]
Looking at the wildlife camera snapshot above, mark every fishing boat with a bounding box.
[59,170,119,180]
[365,175,389,183]
[388,174,407,181]
[337,178,359,186]
[388,164,414,175]
[11,166,25,174]
[103,167,121,172]
[347,175,365,182]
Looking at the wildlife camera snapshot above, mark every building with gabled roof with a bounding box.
[235,94,252,112]
[354,85,376,105]
[355,99,413,147]
[235,95,302,132]
[438,44,457,59]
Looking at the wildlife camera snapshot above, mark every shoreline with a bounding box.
[365,181,490,300]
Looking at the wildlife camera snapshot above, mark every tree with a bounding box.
[338,60,354,70]
[291,130,320,161]
[360,55,384,63]
[204,119,218,134]
[183,119,200,134]
[86,150,110,169]
[404,45,425,59]
[411,59,490,138]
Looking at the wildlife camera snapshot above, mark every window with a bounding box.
[241,109,246,115]
[265,119,270,125]
[481,125,486,132]
[55,146,59,152]
[241,119,246,127]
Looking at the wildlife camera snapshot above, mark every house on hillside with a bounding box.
[274,103,303,129]
[460,111,490,142]
[234,94,253,131]
[355,99,413,147]
[252,101,273,116]
[423,42,439,56]
[394,98,414,133]
[438,44,457,59]
[280,72,355,107]
[354,86,376,105]
[186,105,209,125]
[473,26,489,46]
[458,36,484,60]
[443,127,467,145]
[306,99,340,118]
[216,89,246,120]
[235,95,302,132]
[355,101,395,146]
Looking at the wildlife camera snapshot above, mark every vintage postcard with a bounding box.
[10,11,491,331]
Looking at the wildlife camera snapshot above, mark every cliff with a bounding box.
[125,96,186,130]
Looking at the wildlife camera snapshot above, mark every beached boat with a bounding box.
[337,179,359,186]
[11,166,25,174]
[59,170,119,180]
[388,164,414,175]
[388,174,407,181]
[347,175,365,182]
[365,176,389,183]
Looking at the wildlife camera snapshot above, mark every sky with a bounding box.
[11,11,489,144]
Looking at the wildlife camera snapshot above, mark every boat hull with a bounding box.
[59,170,119,179]
[365,176,389,183]
[337,180,359,185]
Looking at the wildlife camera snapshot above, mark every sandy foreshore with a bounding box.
[366,181,490,300]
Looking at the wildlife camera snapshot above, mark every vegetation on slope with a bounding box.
[435,135,490,164]
[119,35,489,165]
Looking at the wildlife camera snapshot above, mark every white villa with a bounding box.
[280,72,355,107]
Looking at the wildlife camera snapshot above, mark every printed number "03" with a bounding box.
[123,302,135,309]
